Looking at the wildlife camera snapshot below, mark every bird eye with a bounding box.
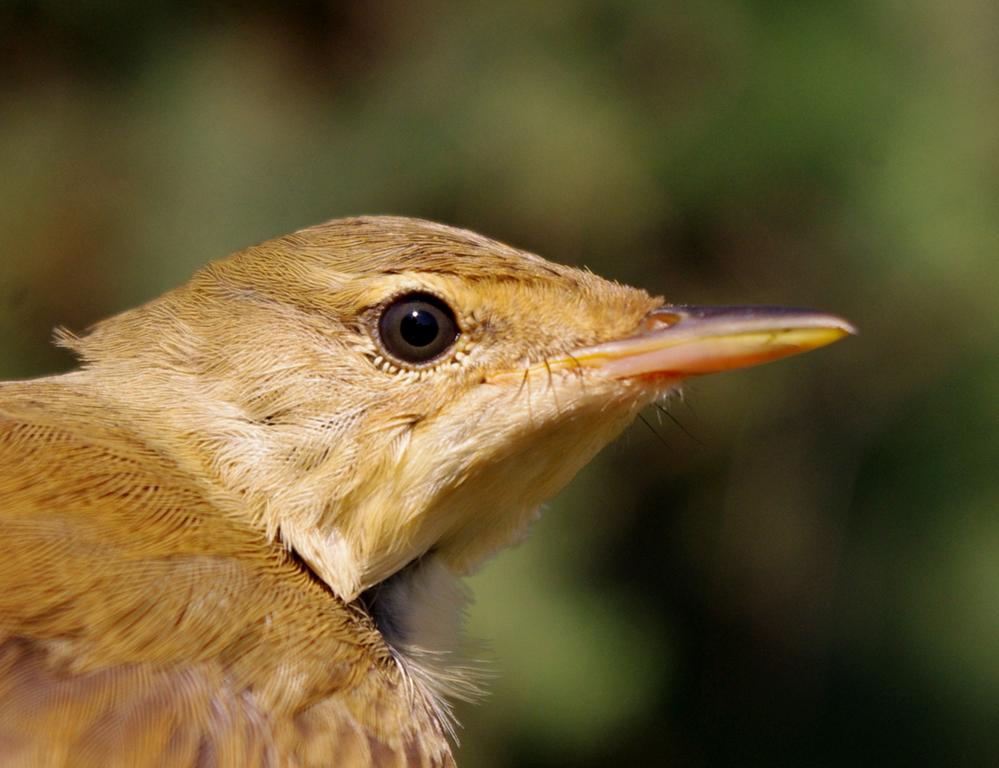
[378,293,459,365]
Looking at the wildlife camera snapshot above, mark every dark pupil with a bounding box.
[378,292,457,365]
[400,308,440,348]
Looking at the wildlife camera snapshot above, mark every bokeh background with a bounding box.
[2,1,997,765]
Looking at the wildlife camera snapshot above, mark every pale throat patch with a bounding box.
[279,519,365,600]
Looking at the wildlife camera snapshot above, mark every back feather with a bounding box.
[0,377,454,768]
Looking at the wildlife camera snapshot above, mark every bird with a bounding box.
[0,216,853,767]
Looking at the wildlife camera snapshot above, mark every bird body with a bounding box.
[0,217,852,766]
[0,375,454,766]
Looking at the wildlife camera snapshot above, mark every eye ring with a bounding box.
[377,293,460,366]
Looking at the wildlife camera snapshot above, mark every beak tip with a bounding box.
[820,315,858,345]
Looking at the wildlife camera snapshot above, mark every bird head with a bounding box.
[66,216,853,600]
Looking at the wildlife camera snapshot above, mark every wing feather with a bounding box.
[0,379,453,767]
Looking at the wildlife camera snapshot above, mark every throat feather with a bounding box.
[361,556,488,736]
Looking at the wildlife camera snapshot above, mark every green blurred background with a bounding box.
[1,1,996,765]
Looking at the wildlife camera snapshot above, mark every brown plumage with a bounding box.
[0,216,852,766]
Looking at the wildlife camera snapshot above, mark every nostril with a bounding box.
[639,308,684,333]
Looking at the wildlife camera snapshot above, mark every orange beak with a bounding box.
[558,305,856,380]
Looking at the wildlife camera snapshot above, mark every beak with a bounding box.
[557,305,856,380]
